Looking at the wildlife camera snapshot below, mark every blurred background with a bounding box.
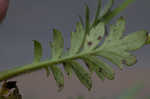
[0,0,150,99]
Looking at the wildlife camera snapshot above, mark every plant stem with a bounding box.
[0,50,98,81]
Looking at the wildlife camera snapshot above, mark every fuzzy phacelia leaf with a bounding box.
[50,65,64,91]
[50,29,64,59]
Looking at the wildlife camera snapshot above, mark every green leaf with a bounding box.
[99,0,114,20]
[113,51,137,66]
[106,16,125,41]
[33,40,50,77]
[50,65,64,91]
[85,4,90,34]
[96,22,147,68]
[100,30,146,52]
[97,50,137,67]
[83,22,105,51]
[68,60,92,91]
[96,31,146,66]
[0,0,148,93]
[92,0,101,27]
[82,58,95,73]
[93,17,126,69]
[122,53,137,66]
[96,51,124,70]
[96,25,147,69]
[82,57,105,81]
[96,58,115,80]
[121,30,147,51]
[63,62,73,78]
[69,22,85,55]
[50,29,64,59]
[103,0,135,24]
[84,56,115,80]
[33,40,42,63]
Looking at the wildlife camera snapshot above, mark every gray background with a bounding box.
[0,0,150,99]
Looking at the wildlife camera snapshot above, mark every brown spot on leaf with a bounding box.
[97,36,102,40]
[88,41,92,46]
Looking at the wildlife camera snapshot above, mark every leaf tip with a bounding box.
[122,56,137,66]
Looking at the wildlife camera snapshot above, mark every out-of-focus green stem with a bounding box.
[103,0,135,24]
